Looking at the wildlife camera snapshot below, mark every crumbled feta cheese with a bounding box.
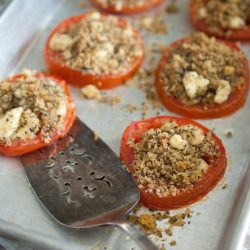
[49,34,73,51]
[57,100,67,117]
[198,159,209,172]
[13,109,40,140]
[198,8,207,18]
[183,125,205,145]
[114,1,123,11]
[0,107,23,140]
[81,85,102,100]
[229,16,245,29]
[22,68,36,76]
[214,80,231,104]
[89,12,101,20]
[95,49,108,59]
[103,42,114,54]
[123,27,133,37]
[190,129,205,145]
[183,71,210,99]
[169,134,187,150]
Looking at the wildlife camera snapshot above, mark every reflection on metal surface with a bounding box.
[21,118,139,228]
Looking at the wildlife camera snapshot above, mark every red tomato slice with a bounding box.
[120,116,227,210]
[0,73,76,157]
[189,0,250,40]
[155,38,249,119]
[91,0,164,14]
[44,14,145,89]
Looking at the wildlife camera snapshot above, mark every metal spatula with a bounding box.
[21,117,158,250]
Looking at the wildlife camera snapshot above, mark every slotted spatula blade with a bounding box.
[21,118,158,250]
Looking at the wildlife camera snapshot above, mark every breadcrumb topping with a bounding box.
[0,71,68,145]
[160,32,245,106]
[129,121,219,197]
[49,12,143,75]
[195,0,250,34]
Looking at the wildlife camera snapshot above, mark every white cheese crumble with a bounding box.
[13,109,40,140]
[214,80,232,104]
[169,134,187,150]
[81,85,102,100]
[49,34,73,51]
[183,71,210,99]
[0,107,23,140]
[198,159,209,172]
[198,7,207,18]
[183,125,205,145]
[229,16,245,29]
[56,100,67,117]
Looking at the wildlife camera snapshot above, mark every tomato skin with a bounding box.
[155,38,249,119]
[0,73,76,157]
[189,0,250,40]
[44,14,145,89]
[120,116,227,210]
[91,0,164,14]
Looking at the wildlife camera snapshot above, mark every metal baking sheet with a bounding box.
[0,0,250,249]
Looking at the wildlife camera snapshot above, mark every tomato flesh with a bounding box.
[0,73,76,157]
[120,116,227,210]
[155,38,249,119]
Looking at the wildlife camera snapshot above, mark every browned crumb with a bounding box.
[77,1,90,8]
[81,85,121,107]
[101,95,121,106]
[160,245,167,250]
[166,0,179,14]
[169,240,176,246]
[128,205,194,247]
[124,103,137,113]
[93,132,99,141]
[125,66,162,113]
[165,227,173,236]
[129,120,218,197]
[224,130,234,138]
[81,85,102,100]
[222,182,229,189]
[138,214,157,231]
[139,16,168,34]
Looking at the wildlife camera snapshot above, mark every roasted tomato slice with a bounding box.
[44,14,145,89]
[120,116,227,210]
[91,0,164,14]
[155,37,249,119]
[189,0,250,40]
[0,73,75,157]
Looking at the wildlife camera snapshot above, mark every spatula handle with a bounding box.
[115,221,159,250]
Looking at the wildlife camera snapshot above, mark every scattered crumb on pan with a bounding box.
[139,16,168,34]
[166,0,179,14]
[128,204,193,249]
[81,85,121,106]
[93,132,99,141]
[124,103,137,113]
[223,129,234,138]
[77,1,91,8]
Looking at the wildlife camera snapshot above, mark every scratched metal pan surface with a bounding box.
[0,0,250,249]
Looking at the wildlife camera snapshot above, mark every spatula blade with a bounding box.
[21,118,139,228]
